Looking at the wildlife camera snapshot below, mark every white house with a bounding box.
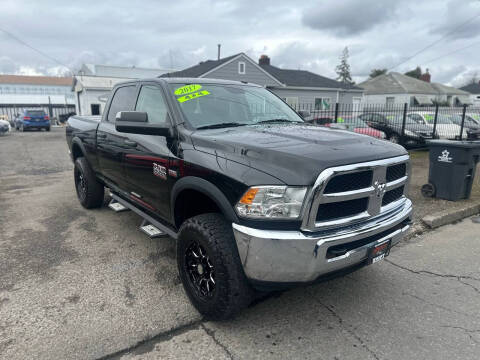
[460,82,480,106]
[359,72,472,106]
[73,64,175,115]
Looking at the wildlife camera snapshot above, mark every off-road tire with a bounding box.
[177,213,253,320]
[74,157,104,209]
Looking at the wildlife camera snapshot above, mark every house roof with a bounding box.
[79,64,173,79]
[460,82,480,94]
[160,53,240,78]
[430,83,470,96]
[161,52,360,90]
[359,72,438,95]
[0,74,72,86]
[259,64,361,90]
[73,75,131,91]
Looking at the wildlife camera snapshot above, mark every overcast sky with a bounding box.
[1,0,479,86]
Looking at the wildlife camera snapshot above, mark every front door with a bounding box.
[123,83,175,221]
[96,84,138,190]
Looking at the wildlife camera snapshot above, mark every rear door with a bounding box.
[122,82,175,220]
[96,84,138,190]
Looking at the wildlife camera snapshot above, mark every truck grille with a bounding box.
[302,155,410,231]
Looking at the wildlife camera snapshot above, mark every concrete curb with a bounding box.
[421,203,480,229]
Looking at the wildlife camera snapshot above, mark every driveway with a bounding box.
[0,129,479,359]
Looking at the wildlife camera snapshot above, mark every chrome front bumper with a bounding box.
[232,198,412,283]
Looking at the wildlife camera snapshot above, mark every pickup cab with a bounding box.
[66,78,412,319]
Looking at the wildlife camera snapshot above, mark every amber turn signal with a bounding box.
[239,188,259,204]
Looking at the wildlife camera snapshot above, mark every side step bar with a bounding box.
[108,198,129,212]
[110,193,178,239]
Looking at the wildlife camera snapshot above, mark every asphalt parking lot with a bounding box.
[1,128,480,360]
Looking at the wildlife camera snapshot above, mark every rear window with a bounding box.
[26,110,46,116]
[107,85,137,122]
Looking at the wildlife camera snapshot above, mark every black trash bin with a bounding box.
[422,140,480,201]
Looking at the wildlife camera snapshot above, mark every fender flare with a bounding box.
[171,176,239,224]
[71,137,87,160]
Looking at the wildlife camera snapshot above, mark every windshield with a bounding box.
[423,114,453,124]
[385,115,418,125]
[449,115,477,126]
[171,83,303,129]
[26,110,46,116]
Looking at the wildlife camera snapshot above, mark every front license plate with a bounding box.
[368,239,391,265]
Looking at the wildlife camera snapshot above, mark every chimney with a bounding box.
[217,44,221,60]
[258,54,270,66]
[420,68,431,83]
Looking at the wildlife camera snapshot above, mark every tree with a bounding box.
[335,47,354,85]
[369,68,387,79]
[404,66,422,79]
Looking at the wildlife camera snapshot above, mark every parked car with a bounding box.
[324,116,386,139]
[359,112,434,145]
[15,109,51,131]
[0,119,11,135]
[407,112,467,140]
[447,114,480,140]
[66,78,412,319]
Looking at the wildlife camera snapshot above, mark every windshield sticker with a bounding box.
[177,90,210,103]
[174,84,202,95]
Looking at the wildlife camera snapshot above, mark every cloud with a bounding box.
[302,0,403,36]
[429,0,480,40]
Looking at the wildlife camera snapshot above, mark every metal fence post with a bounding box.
[334,102,339,123]
[433,103,439,139]
[459,104,467,140]
[401,103,408,144]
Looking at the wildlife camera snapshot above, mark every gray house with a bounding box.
[161,53,363,110]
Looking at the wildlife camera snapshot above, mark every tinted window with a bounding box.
[135,85,168,124]
[107,85,137,122]
[26,110,46,116]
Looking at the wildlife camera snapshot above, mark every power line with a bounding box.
[0,27,73,73]
[422,40,480,65]
[389,11,480,71]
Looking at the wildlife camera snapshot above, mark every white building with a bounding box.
[460,82,480,106]
[359,72,472,106]
[73,64,175,115]
[0,75,75,121]
[0,75,74,105]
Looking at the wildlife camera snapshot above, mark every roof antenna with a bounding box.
[217,44,221,60]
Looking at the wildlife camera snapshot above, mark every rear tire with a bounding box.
[177,213,253,320]
[74,157,104,209]
[389,133,400,144]
[46,126,51,132]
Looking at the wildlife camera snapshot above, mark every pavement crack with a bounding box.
[441,325,480,344]
[201,323,234,360]
[96,319,203,360]
[313,298,380,360]
[385,259,480,282]
[402,292,469,317]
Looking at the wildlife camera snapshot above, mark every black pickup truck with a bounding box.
[66,78,412,319]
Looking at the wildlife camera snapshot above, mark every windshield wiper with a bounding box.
[196,122,246,130]
[256,118,299,124]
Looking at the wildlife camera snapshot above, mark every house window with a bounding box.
[238,62,246,74]
[314,97,331,110]
[386,97,395,106]
[285,97,299,109]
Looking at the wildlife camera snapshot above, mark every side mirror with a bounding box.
[297,110,310,119]
[115,111,170,136]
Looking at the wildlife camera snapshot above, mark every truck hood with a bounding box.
[191,124,407,185]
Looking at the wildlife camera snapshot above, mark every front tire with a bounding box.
[74,157,104,208]
[177,213,253,320]
[389,133,400,144]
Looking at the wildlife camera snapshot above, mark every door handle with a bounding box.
[124,140,137,147]
[97,133,107,139]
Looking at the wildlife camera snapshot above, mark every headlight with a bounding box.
[404,130,419,137]
[235,186,307,219]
